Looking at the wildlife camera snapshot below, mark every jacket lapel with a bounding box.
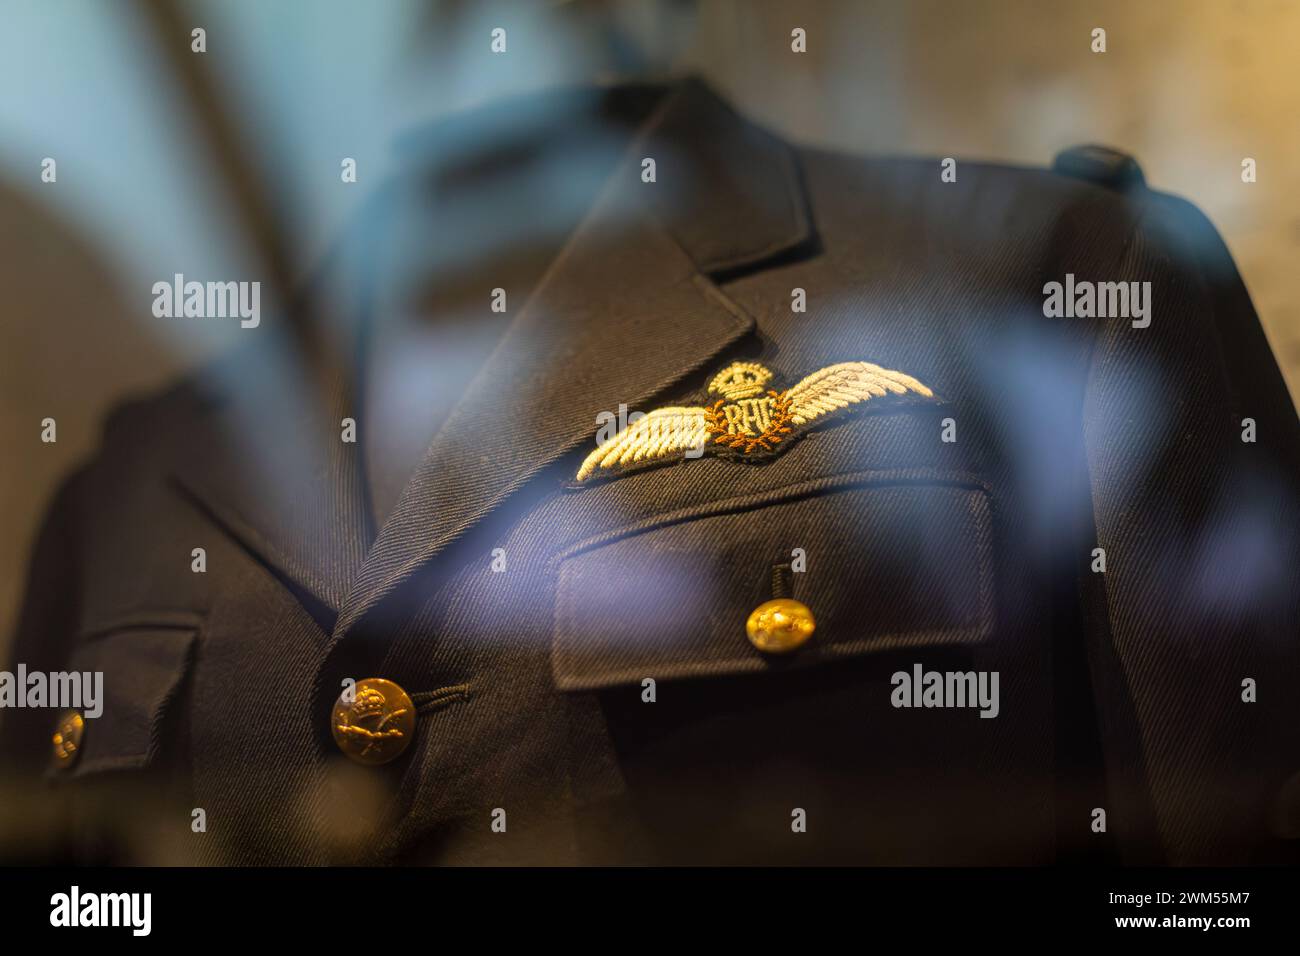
[330,160,746,640]
[167,78,814,652]
[167,341,369,624]
[331,77,813,641]
[167,222,387,624]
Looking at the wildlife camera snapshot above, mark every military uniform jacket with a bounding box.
[4,79,1299,865]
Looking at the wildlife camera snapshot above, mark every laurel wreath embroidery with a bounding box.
[705,389,795,454]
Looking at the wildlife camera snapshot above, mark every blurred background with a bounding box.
[2,0,1297,649]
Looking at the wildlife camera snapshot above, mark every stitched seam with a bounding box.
[553,626,991,692]
[554,468,991,566]
[74,612,205,643]
[147,627,199,764]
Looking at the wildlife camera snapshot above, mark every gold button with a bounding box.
[51,710,84,767]
[331,678,416,765]
[746,598,815,654]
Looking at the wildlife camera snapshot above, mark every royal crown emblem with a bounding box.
[576,359,935,481]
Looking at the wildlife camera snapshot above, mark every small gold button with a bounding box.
[746,598,815,654]
[331,678,416,765]
[51,711,84,767]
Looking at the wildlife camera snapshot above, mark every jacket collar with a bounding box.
[169,77,814,634]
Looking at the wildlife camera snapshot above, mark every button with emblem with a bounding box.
[331,678,416,765]
[746,598,815,654]
[51,710,84,767]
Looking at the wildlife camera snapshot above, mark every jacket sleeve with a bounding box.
[1080,189,1300,863]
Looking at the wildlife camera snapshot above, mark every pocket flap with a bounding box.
[55,625,197,779]
[552,482,994,690]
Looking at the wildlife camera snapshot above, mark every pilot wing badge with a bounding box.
[575,360,936,482]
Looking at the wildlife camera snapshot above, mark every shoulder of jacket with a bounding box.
[795,142,1148,196]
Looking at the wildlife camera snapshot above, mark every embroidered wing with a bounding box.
[576,406,708,481]
[786,361,933,425]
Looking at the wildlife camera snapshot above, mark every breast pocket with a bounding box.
[551,476,995,691]
[51,615,198,780]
